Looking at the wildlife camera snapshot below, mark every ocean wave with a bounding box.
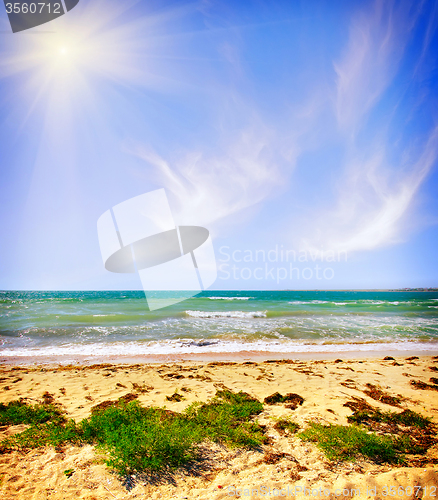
[185,310,267,318]
[287,299,424,306]
[207,297,251,301]
[288,300,329,305]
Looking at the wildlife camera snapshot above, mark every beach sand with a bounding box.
[0,355,437,499]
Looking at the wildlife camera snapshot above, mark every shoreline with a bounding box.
[2,347,438,367]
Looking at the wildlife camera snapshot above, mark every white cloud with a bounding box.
[297,0,437,255]
[334,0,415,132]
[128,125,291,230]
[300,128,438,254]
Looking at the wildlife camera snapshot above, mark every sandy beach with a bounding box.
[0,355,437,499]
[1,0,437,495]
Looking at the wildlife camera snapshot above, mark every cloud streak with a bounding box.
[300,127,438,254]
[128,123,291,231]
[334,0,415,133]
[299,0,438,255]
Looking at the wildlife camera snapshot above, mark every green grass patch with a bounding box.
[166,392,185,402]
[274,418,300,435]
[185,390,266,448]
[1,419,82,450]
[0,400,65,426]
[298,423,408,464]
[81,402,202,474]
[263,392,304,407]
[348,408,431,429]
[1,390,266,475]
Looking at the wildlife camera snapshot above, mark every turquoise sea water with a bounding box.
[1,290,438,360]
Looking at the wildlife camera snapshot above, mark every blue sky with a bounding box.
[0,0,437,291]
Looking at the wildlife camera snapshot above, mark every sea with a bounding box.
[1,290,438,363]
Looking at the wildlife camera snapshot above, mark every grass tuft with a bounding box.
[166,392,185,402]
[348,408,431,429]
[1,419,82,450]
[185,390,266,448]
[298,423,404,463]
[0,400,65,426]
[264,392,304,407]
[274,418,300,435]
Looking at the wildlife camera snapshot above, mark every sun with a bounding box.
[0,0,195,130]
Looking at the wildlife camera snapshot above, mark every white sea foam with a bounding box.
[207,297,251,301]
[185,310,267,318]
[288,299,418,306]
[288,300,329,305]
[1,339,437,358]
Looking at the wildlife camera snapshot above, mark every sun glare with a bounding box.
[0,0,189,131]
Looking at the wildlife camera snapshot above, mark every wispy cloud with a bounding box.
[334,0,415,132]
[128,123,292,231]
[298,0,437,255]
[300,127,438,254]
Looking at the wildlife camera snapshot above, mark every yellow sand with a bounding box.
[0,355,437,499]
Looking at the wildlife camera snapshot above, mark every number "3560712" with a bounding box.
[5,3,62,14]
